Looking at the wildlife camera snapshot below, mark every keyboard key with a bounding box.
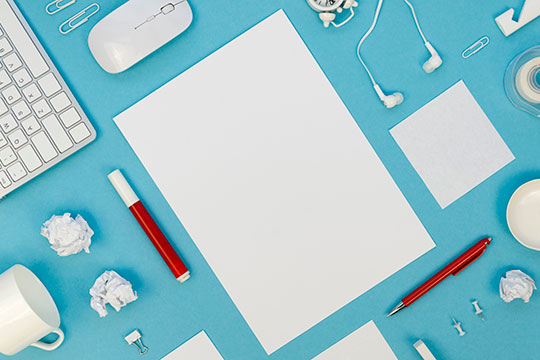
[0,133,7,148]
[0,98,7,116]
[0,70,11,89]
[32,132,57,162]
[42,115,72,153]
[0,147,16,166]
[69,123,91,143]
[22,83,41,103]
[21,116,40,135]
[50,92,71,112]
[3,53,22,72]
[59,107,81,127]
[1,9,49,77]
[2,85,21,104]
[0,170,11,188]
[38,73,61,97]
[8,129,27,148]
[0,114,17,133]
[7,162,26,181]
[13,68,31,87]
[11,100,30,119]
[0,38,12,56]
[18,145,42,172]
[32,99,51,118]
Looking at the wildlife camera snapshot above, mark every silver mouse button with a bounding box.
[161,3,175,15]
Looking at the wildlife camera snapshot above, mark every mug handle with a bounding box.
[30,329,65,351]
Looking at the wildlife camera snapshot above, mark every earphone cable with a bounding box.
[355,0,384,86]
[402,0,428,44]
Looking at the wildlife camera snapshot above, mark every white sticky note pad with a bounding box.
[390,81,514,209]
[161,332,223,360]
[115,10,434,354]
[313,321,397,360]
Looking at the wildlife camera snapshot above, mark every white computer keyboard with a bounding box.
[0,0,96,198]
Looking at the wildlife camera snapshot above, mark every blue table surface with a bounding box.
[2,0,540,359]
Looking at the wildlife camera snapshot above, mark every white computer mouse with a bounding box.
[88,0,193,74]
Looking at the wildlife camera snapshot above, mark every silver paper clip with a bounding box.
[59,3,100,35]
[46,0,76,15]
[461,36,489,59]
[125,330,148,355]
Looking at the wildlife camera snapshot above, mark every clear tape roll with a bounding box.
[504,46,540,117]
[515,57,540,104]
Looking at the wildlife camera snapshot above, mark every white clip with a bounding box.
[59,3,100,35]
[452,317,466,336]
[472,300,484,320]
[125,329,148,355]
[46,0,76,15]
[495,0,540,36]
[461,36,489,59]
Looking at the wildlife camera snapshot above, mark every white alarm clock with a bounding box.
[306,0,358,28]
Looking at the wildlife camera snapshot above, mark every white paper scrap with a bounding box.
[390,80,515,209]
[161,331,223,360]
[114,10,434,354]
[89,270,138,317]
[313,321,397,360]
[500,269,536,303]
[41,213,93,256]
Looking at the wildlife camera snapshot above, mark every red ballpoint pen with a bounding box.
[388,237,492,316]
[108,169,190,283]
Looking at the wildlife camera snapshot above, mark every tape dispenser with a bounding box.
[505,46,540,117]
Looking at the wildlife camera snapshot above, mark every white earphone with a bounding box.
[356,0,443,109]
[374,85,404,109]
[423,42,443,73]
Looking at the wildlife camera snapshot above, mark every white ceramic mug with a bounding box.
[0,264,64,356]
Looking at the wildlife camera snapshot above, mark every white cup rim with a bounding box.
[10,265,60,328]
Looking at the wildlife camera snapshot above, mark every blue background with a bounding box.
[1,0,540,359]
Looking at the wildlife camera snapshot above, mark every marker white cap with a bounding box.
[413,340,437,360]
[108,169,140,207]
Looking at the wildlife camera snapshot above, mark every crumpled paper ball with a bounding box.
[41,213,93,256]
[90,270,138,317]
[499,270,536,303]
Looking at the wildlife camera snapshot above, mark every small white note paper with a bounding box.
[115,10,434,354]
[390,80,514,209]
[313,321,397,360]
[161,332,223,360]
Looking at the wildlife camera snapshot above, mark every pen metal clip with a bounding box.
[59,3,100,35]
[461,36,490,59]
[46,0,76,15]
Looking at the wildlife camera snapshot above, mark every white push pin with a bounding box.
[125,329,148,355]
[472,300,484,320]
[452,317,466,336]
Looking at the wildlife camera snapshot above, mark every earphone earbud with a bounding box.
[422,42,443,74]
[357,0,441,109]
[374,85,404,109]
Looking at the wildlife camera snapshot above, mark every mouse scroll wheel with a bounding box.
[161,3,175,14]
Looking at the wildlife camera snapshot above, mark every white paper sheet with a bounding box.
[390,81,515,209]
[114,10,435,354]
[313,321,397,360]
[161,332,223,360]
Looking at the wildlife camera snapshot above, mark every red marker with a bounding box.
[388,237,492,316]
[108,169,190,283]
